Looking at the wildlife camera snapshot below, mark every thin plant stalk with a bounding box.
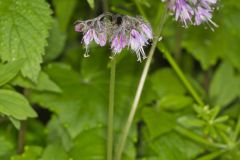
[107,58,116,160]
[115,10,168,160]
[17,121,26,154]
[102,0,115,159]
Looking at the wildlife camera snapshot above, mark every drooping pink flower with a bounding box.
[172,0,194,27]
[129,29,148,62]
[140,23,153,39]
[82,29,100,57]
[194,0,218,28]
[75,13,153,61]
[111,33,127,53]
[98,32,107,46]
[194,6,217,27]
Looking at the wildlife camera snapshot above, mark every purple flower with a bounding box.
[172,0,194,27]
[97,32,107,46]
[83,29,103,45]
[194,0,218,27]
[129,29,148,62]
[111,33,127,53]
[75,13,153,61]
[82,29,99,57]
[194,6,215,26]
[200,0,217,9]
[140,23,153,39]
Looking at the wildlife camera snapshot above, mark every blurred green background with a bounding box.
[0,0,240,159]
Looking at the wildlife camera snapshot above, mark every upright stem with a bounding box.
[115,11,168,160]
[17,121,26,154]
[102,0,109,13]
[102,0,115,159]
[107,58,116,160]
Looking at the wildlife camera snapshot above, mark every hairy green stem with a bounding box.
[158,45,205,106]
[115,10,168,160]
[102,0,114,159]
[107,58,116,160]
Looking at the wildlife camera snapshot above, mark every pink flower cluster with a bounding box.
[166,0,218,28]
[75,13,153,62]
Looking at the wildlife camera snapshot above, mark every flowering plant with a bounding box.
[0,0,240,160]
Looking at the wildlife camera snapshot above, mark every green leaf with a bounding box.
[53,0,77,31]
[69,126,135,160]
[142,107,177,139]
[46,116,73,151]
[158,95,193,111]
[0,89,37,120]
[209,62,240,107]
[0,59,24,86]
[145,132,203,160]
[69,127,105,160]
[150,68,186,98]
[0,0,53,81]
[11,71,62,93]
[44,19,66,62]
[40,144,69,160]
[9,117,21,129]
[87,0,94,9]
[11,146,42,160]
[0,135,14,158]
[30,63,107,138]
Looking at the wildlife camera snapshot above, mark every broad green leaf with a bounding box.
[53,0,77,31]
[145,132,203,160]
[11,146,42,160]
[209,62,240,107]
[158,95,193,111]
[46,116,73,151]
[40,144,69,160]
[11,71,62,93]
[44,19,66,62]
[0,0,53,81]
[0,89,37,120]
[0,135,14,158]
[150,68,186,97]
[0,59,24,87]
[69,126,135,160]
[142,107,177,139]
[69,127,105,160]
[87,0,94,9]
[30,62,108,138]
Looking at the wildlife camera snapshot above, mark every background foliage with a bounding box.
[0,0,240,159]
